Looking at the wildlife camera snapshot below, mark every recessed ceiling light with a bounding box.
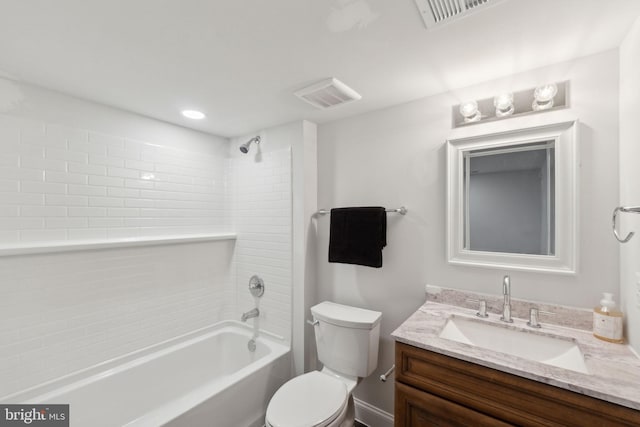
[181,110,206,120]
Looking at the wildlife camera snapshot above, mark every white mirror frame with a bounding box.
[446,120,578,274]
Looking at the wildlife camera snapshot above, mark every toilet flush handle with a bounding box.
[379,365,396,382]
[306,319,319,326]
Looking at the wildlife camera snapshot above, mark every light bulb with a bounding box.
[534,84,557,102]
[532,83,557,111]
[493,93,514,117]
[459,101,480,122]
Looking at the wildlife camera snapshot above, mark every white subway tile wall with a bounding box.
[226,149,292,342]
[0,114,293,398]
[0,114,227,242]
[0,241,234,397]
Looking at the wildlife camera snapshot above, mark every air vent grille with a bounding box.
[414,0,507,28]
[294,78,361,110]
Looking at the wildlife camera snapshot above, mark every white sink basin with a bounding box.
[439,316,589,374]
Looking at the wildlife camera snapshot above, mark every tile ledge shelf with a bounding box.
[0,233,237,257]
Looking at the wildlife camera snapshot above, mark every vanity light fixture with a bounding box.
[453,81,568,128]
[459,100,481,123]
[493,93,514,117]
[532,83,558,111]
[181,109,206,120]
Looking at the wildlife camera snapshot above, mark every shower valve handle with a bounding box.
[249,275,264,297]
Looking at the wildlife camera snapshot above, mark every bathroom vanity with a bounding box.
[392,297,640,426]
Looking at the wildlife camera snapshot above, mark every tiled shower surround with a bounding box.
[0,241,234,397]
[227,149,292,341]
[0,114,292,397]
[0,114,227,241]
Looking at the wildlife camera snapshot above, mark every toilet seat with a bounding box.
[265,371,349,427]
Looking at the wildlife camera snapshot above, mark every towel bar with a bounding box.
[316,206,407,215]
[612,206,640,243]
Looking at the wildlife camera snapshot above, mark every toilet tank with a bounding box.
[311,301,382,378]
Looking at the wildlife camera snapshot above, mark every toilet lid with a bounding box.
[266,371,348,427]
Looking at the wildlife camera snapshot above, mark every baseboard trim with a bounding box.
[354,397,394,427]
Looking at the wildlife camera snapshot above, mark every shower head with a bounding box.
[239,136,261,154]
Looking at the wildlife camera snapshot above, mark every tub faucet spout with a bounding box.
[241,308,259,322]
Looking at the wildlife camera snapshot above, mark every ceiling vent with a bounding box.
[294,78,361,110]
[414,0,508,29]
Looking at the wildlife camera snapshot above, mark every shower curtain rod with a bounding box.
[315,206,407,215]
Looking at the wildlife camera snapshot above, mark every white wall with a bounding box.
[0,239,234,397]
[299,120,319,374]
[0,78,229,241]
[0,75,302,397]
[226,139,293,341]
[228,121,317,372]
[0,78,238,398]
[620,17,640,353]
[317,49,620,414]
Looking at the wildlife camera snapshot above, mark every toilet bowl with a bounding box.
[265,301,382,427]
[265,371,355,427]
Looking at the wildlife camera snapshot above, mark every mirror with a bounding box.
[447,121,578,274]
[464,142,555,255]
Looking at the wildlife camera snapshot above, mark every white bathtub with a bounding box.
[4,322,291,427]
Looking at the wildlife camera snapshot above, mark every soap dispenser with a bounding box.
[593,293,624,343]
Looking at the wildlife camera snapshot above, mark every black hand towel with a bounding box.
[328,207,387,268]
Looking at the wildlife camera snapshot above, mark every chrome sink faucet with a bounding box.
[241,307,259,322]
[500,275,513,323]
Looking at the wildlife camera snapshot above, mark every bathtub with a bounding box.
[4,322,291,427]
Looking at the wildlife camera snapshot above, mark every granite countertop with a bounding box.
[392,300,640,410]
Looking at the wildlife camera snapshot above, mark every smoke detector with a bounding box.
[294,78,361,110]
[414,0,508,29]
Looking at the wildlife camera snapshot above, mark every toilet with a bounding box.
[265,301,382,427]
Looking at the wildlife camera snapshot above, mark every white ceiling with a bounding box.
[0,0,639,137]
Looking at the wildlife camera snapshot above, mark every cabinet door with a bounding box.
[395,342,640,426]
[395,382,512,427]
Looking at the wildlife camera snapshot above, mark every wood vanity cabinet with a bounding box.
[394,342,640,427]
